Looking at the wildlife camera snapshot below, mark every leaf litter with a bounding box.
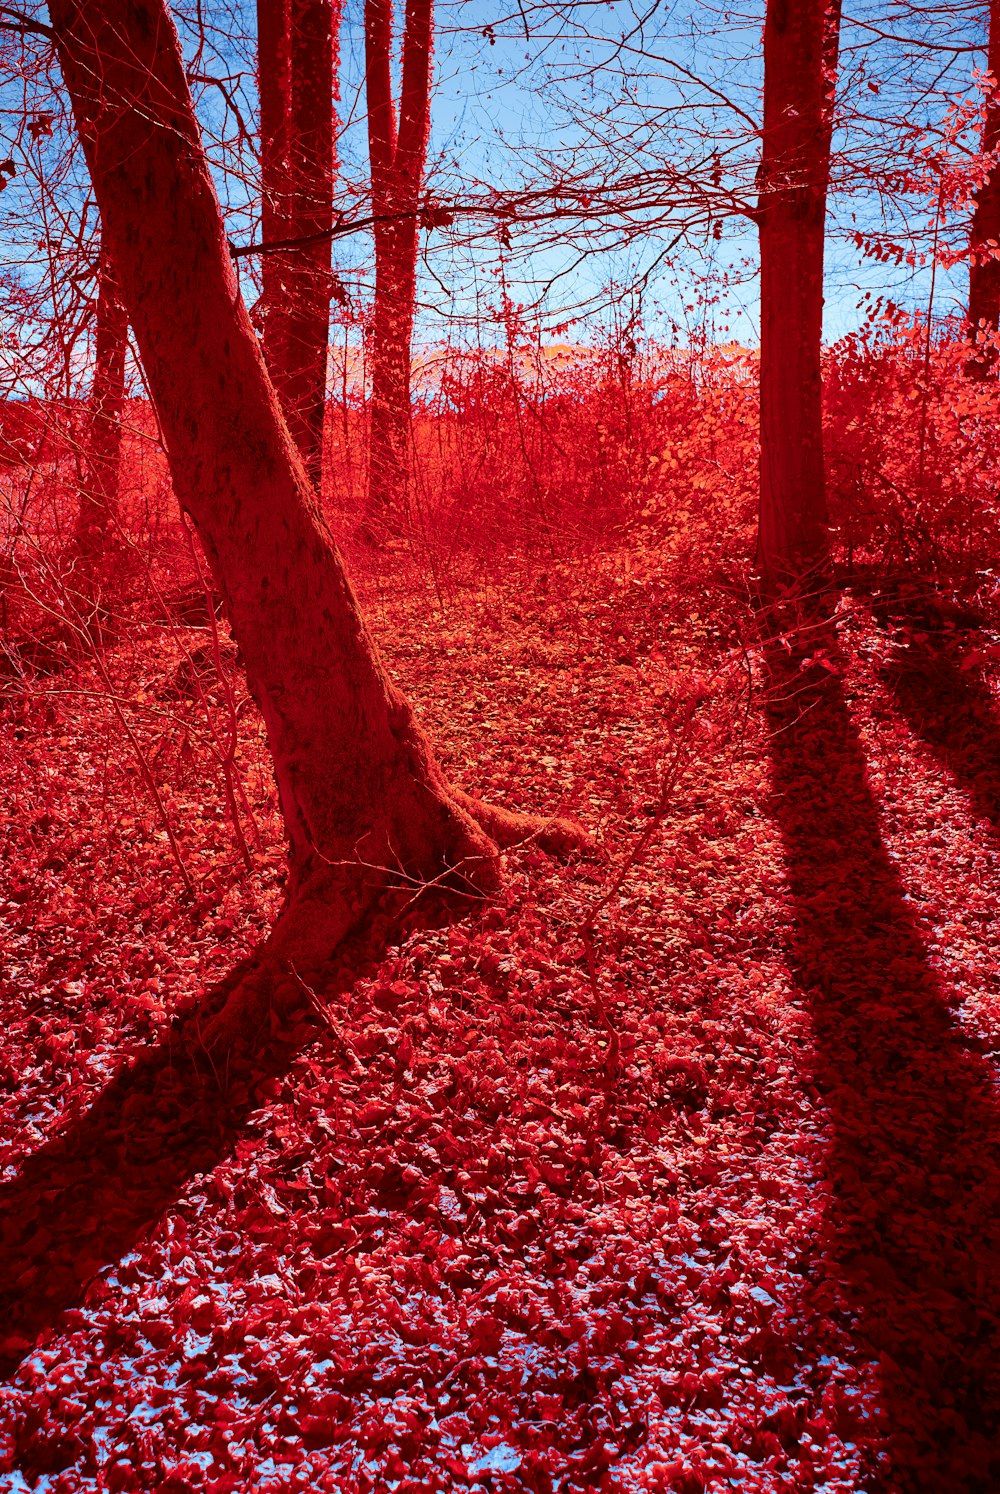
[1,551,999,1491]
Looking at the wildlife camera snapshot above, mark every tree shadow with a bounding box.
[0,893,421,1382]
[763,608,1000,1492]
[874,590,1000,836]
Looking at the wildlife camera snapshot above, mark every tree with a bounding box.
[968,0,1000,376]
[257,0,339,485]
[257,0,292,423]
[49,0,580,1047]
[756,0,842,584]
[364,0,433,526]
[73,235,127,603]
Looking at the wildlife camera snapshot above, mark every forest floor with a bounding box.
[1,538,1000,1493]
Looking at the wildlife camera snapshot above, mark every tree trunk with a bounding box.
[968,0,1000,377]
[71,237,127,618]
[364,0,432,526]
[257,0,292,392]
[285,0,338,485]
[75,238,128,593]
[756,0,841,585]
[368,244,417,520]
[50,0,580,1046]
[257,0,338,486]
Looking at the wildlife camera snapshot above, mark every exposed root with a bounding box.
[195,789,587,1059]
[451,787,589,856]
[194,868,406,1056]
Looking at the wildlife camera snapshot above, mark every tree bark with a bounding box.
[968,0,1000,377]
[364,0,432,526]
[75,237,128,591]
[756,0,841,585]
[257,0,292,392]
[257,0,339,485]
[49,0,580,1046]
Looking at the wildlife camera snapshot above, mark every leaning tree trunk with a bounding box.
[74,238,127,598]
[968,0,1000,378]
[50,0,579,1046]
[756,0,841,585]
[257,0,338,485]
[364,0,432,526]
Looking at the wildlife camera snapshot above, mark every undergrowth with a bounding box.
[3,327,1000,1490]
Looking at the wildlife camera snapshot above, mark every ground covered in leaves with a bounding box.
[2,541,1000,1493]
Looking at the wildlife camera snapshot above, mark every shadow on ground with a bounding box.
[0,893,424,1382]
[875,590,1000,835]
[764,606,1000,1493]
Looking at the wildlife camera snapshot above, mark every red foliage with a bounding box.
[4,333,1000,1489]
[826,315,1000,576]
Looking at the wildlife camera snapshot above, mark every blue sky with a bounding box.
[326,1,989,347]
[0,0,991,393]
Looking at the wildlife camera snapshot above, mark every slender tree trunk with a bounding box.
[756,0,841,584]
[364,0,432,526]
[50,0,579,1044]
[285,0,338,484]
[257,0,338,484]
[257,0,292,389]
[75,238,127,596]
[368,246,416,521]
[968,0,1000,377]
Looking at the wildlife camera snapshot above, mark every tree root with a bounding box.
[194,791,587,1059]
[192,869,406,1058]
[449,786,589,856]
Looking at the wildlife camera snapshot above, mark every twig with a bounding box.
[287,964,366,1076]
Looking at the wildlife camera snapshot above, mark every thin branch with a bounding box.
[0,5,53,39]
